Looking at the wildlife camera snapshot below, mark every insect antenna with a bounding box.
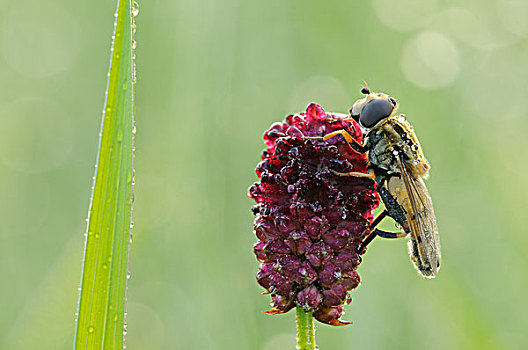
[361,80,370,95]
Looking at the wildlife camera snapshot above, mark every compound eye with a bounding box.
[360,98,394,128]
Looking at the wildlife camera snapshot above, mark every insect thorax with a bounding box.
[367,117,430,179]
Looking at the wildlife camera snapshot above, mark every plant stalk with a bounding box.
[296,306,316,350]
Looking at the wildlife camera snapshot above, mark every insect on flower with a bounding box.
[305,86,441,278]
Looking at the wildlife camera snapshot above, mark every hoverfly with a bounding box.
[306,87,441,278]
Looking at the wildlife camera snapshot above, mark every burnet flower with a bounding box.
[249,103,379,325]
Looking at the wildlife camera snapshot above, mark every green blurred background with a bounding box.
[1,0,527,349]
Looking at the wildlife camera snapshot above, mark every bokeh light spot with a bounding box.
[400,32,460,89]
[264,333,296,350]
[431,7,520,49]
[373,0,438,32]
[0,97,74,173]
[126,303,165,350]
[461,51,527,120]
[134,176,176,231]
[0,173,51,236]
[431,8,493,50]
[498,0,528,38]
[290,76,350,112]
[0,1,80,77]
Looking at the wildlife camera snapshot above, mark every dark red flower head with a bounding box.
[249,103,379,325]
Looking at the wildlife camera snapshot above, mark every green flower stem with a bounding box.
[296,307,316,350]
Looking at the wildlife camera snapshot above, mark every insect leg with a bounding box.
[330,169,375,179]
[373,229,407,239]
[359,210,388,251]
[324,130,357,143]
[304,130,368,153]
[358,208,408,252]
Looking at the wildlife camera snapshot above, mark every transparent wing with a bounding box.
[388,155,441,278]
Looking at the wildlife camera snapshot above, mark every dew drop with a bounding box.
[132,125,137,135]
[88,326,95,333]
[132,2,140,17]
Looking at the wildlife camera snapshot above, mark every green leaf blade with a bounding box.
[74,0,135,349]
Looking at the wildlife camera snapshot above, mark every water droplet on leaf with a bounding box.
[132,1,140,16]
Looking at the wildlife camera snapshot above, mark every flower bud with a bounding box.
[249,103,379,325]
